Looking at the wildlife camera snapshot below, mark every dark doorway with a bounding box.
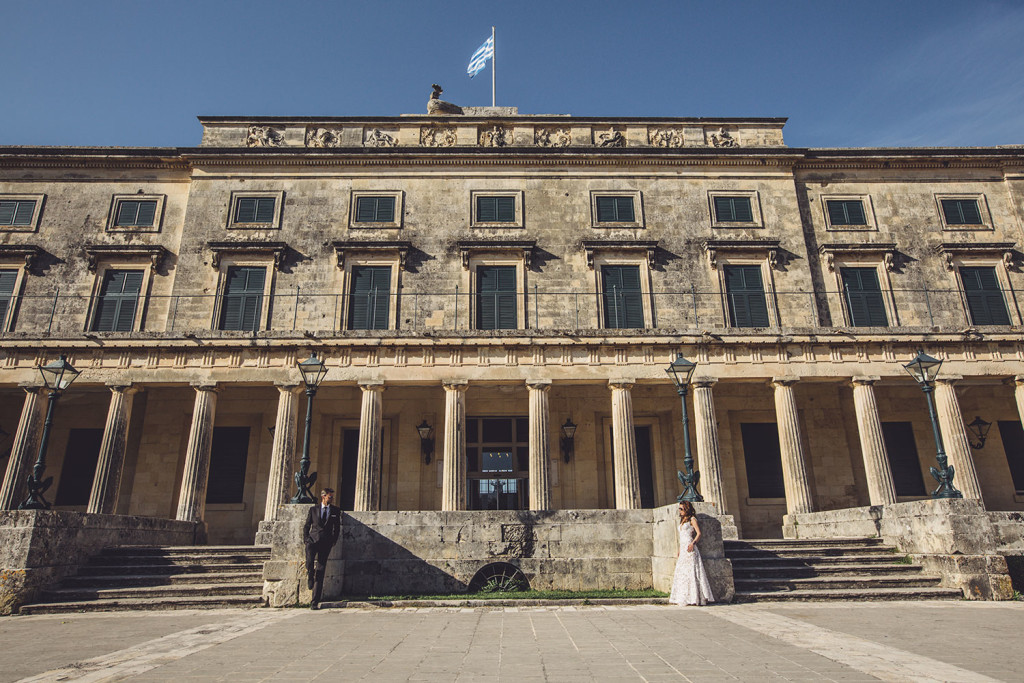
[881,422,926,497]
[609,425,656,508]
[467,417,528,510]
[339,428,359,510]
[54,428,103,506]
[206,426,250,504]
[997,421,1024,494]
[740,423,785,499]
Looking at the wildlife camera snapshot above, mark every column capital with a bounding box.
[442,379,469,392]
[274,382,303,393]
[770,377,800,388]
[1014,375,1024,387]
[17,381,44,392]
[692,377,718,389]
[525,379,552,391]
[935,375,963,386]
[850,376,881,387]
[190,382,219,392]
[358,380,385,392]
[105,382,141,394]
[608,378,636,390]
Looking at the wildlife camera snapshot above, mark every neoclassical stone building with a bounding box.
[2,108,1024,545]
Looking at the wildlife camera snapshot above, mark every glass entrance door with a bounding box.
[467,417,528,510]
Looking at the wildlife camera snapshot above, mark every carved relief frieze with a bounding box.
[479,125,511,147]
[246,125,284,147]
[305,127,342,148]
[395,348,407,367]
[505,348,517,366]
[594,128,626,147]
[146,350,159,367]
[708,127,740,148]
[420,125,457,147]
[647,127,684,148]
[534,127,571,147]
[363,128,398,147]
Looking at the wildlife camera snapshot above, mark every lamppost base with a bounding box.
[676,487,704,504]
[929,465,963,500]
[291,469,318,505]
[18,499,50,511]
[20,475,53,510]
[931,487,964,500]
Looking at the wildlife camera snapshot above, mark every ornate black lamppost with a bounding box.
[666,353,702,503]
[292,352,328,504]
[903,350,962,499]
[21,355,80,510]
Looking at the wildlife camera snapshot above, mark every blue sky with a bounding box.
[5,0,1024,148]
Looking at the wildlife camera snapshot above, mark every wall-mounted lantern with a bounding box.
[560,418,577,463]
[417,419,435,464]
[966,416,991,450]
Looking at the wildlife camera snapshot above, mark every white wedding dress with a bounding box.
[668,521,715,606]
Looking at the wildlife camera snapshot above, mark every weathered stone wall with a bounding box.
[0,510,198,614]
[988,511,1024,553]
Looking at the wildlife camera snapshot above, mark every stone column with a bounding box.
[934,377,983,501]
[441,380,468,511]
[354,380,385,512]
[771,378,814,515]
[692,378,727,513]
[175,383,218,523]
[851,377,897,506]
[1014,376,1024,440]
[0,385,44,510]
[263,383,302,522]
[609,379,641,509]
[87,384,140,515]
[526,380,552,511]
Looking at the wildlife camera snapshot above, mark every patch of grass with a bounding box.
[1012,590,1022,601]
[354,589,668,602]
[893,555,914,565]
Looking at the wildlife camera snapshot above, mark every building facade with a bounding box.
[2,111,1024,544]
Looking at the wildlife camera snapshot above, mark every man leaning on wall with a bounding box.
[303,488,341,609]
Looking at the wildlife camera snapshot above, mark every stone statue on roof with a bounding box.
[428,84,463,115]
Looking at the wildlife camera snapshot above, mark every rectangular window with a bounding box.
[601,265,644,329]
[466,416,529,511]
[996,421,1024,493]
[114,200,158,228]
[741,423,785,498]
[0,269,17,328]
[234,197,276,224]
[960,266,1011,325]
[92,269,144,332]
[0,200,36,226]
[355,196,396,223]
[826,200,867,226]
[206,426,250,505]
[219,266,266,331]
[476,196,516,223]
[881,422,926,497]
[476,266,517,330]
[941,199,983,226]
[595,196,635,223]
[348,265,391,330]
[724,265,770,328]
[713,196,754,223]
[54,428,104,507]
[840,267,888,327]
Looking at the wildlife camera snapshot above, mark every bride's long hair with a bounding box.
[677,501,695,525]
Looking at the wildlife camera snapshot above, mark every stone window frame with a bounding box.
[0,247,38,333]
[587,245,657,330]
[0,193,46,233]
[336,252,404,332]
[820,194,878,232]
[702,239,781,328]
[209,245,284,332]
[818,243,899,327]
[106,194,165,233]
[707,190,763,229]
[457,241,536,330]
[937,242,1021,327]
[349,190,404,229]
[934,193,993,232]
[204,415,262,513]
[469,190,525,229]
[589,190,644,229]
[82,245,167,333]
[226,190,285,230]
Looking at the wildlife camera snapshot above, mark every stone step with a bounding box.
[734,574,942,591]
[100,545,271,556]
[88,553,268,567]
[726,538,885,549]
[18,595,265,615]
[60,571,263,588]
[77,562,263,576]
[731,563,924,579]
[725,547,898,559]
[728,554,900,566]
[41,582,265,602]
[733,587,962,602]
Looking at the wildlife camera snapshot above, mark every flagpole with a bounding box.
[491,26,495,107]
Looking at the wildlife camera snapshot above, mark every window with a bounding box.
[219,266,266,331]
[741,423,785,499]
[724,265,770,327]
[826,200,867,227]
[960,266,1010,325]
[228,191,283,228]
[601,265,644,329]
[714,196,753,223]
[107,194,164,231]
[356,196,395,223]
[590,191,643,227]
[941,199,983,226]
[348,265,391,330]
[92,269,144,332]
[466,417,529,510]
[841,267,888,327]
[477,266,517,330]
[0,269,17,330]
[595,196,635,223]
[996,421,1024,494]
[477,196,515,222]
[0,199,36,227]
[206,427,250,505]
[709,190,762,227]
[881,423,926,497]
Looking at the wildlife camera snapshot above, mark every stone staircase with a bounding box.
[725,538,963,602]
[18,546,270,614]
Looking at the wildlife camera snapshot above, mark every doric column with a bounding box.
[934,377,983,501]
[609,379,641,509]
[175,383,218,522]
[87,384,140,515]
[264,383,302,522]
[0,384,44,510]
[771,378,814,515]
[354,380,385,511]
[850,377,897,506]
[526,380,552,511]
[441,380,468,511]
[692,378,726,512]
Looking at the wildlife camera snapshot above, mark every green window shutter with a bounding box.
[714,196,752,222]
[827,200,867,226]
[841,267,888,327]
[942,199,983,225]
[206,426,250,504]
[614,197,635,222]
[595,196,635,222]
[92,270,144,332]
[0,269,17,326]
[220,266,266,331]
[254,197,275,223]
[724,265,770,327]
[495,196,515,222]
[235,197,257,223]
[477,197,497,222]
[0,200,36,226]
[477,266,517,330]
[601,265,644,328]
[115,200,158,227]
[960,266,1010,325]
[349,266,391,330]
[356,197,395,222]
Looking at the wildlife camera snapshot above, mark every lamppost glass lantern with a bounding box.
[560,418,577,463]
[665,354,697,391]
[903,350,943,387]
[38,355,81,392]
[417,419,435,464]
[21,354,80,510]
[666,353,702,503]
[292,353,327,504]
[904,350,962,499]
[297,353,328,391]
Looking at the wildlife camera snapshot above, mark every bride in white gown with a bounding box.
[668,501,715,606]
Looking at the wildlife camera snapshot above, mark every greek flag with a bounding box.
[467,35,494,78]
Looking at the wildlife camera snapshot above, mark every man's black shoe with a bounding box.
[310,602,319,610]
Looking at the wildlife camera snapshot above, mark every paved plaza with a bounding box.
[1,601,1022,682]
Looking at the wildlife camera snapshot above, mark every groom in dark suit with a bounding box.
[303,487,341,609]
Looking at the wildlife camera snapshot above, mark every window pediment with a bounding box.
[332,240,412,270]
[936,241,1016,271]
[581,240,658,269]
[207,241,288,269]
[702,238,780,269]
[818,242,897,272]
[0,244,43,270]
[84,244,168,272]
[457,239,536,269]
